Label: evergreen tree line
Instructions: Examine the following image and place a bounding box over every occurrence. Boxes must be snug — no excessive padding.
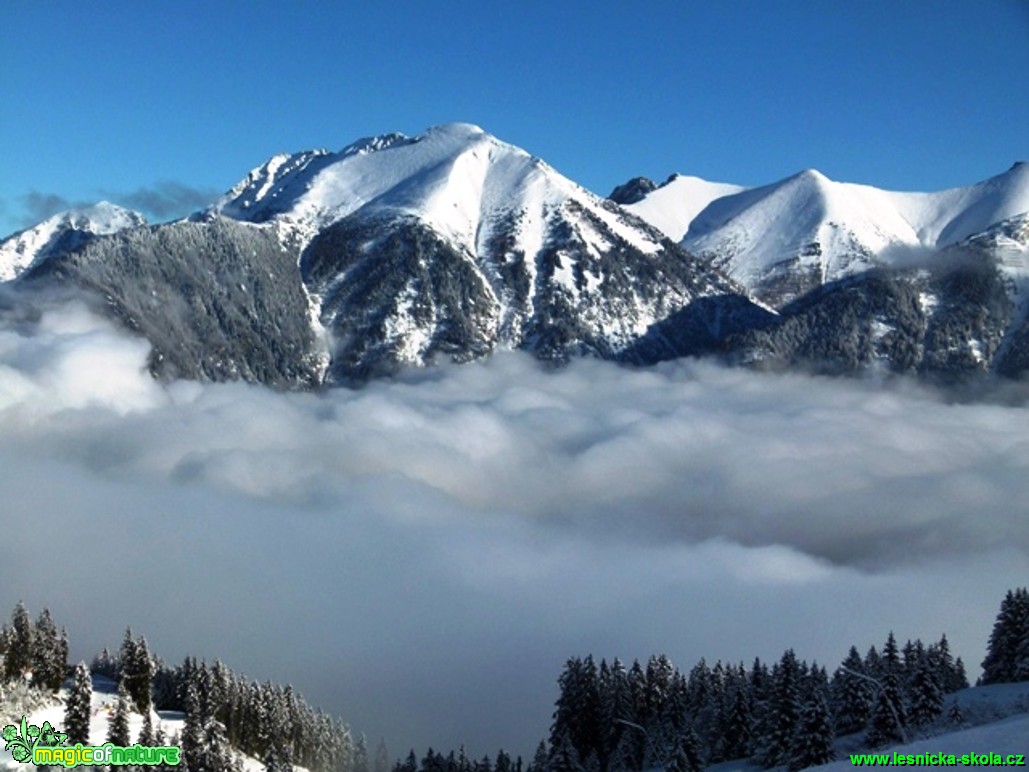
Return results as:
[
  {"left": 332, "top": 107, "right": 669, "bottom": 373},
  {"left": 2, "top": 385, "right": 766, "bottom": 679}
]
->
[
  {"left": 540, "top": 629, "right": 970, "bottom": 772},
  {"left": 90, "top": 645, "right": 364, "bottom": 772},
  {"left": 1, "top": 603, "right": 373, "bottom": 772},
  {"left": 391, "top": 746, "right": 523, "bottom": 772},
  {"left": 382, "top": 587, "right": 1028, "bottom": 772}
]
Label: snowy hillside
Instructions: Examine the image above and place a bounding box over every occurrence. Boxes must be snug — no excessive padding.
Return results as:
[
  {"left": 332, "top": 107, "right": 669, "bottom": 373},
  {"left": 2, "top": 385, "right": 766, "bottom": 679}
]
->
[
  {"left": 623, "top": 162, "right": 1029, "bottom": 308},
  {"left": 0, "top": 202, "right": 146, "bottom": 281}
]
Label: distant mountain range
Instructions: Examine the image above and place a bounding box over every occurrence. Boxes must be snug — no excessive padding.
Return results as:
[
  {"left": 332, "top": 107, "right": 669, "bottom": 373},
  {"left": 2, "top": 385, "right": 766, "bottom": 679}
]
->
[{"left": 2, "top": 124, "right": 1027, "bottom": 387}]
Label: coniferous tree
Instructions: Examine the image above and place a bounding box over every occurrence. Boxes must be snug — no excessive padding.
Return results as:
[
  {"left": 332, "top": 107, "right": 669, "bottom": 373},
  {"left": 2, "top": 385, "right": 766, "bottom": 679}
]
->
[
  {"left": 664, "top": 730, "right": 702, "bottom": 772},
  {"left": 952, "top": 657, "right": 969, "bottom": 692},
  {"left": 863, "top": 646, "right": 881, "bottom": 681},
  {"left": 375, "top": 738, "right": 391, "bottom": 772},
  {"left": 980, "top": 588, "right": 1029, "bottom": 685},
  {"left": 91, "top": 647, "right": 119, "bottom": 679},
  {"left": 139, "top": 708, "right": 156, "bottom": 747},
  {"left": 64, "top": 662, "right": 93, "bottom": 745},
  {"left": 946, "top": 702, "right": 965, "bottom": 729},
  {"left": 354, "top": 733, "right": 370, "bottom": 772},
  {"left": 865, "top": 672, "right": 906, "bottom": 748},
  {"left": 123, "top": 636, "right": 156, "bottom": 713},
  {"left": 719, "top": 683, "right": 754, "bottom": 761},
  {"left": 31, "top": 608, "right": 64, "bottom": 692},
  {"left": 4, "top": 602, "right": 33, "bottom": 681},
  {"left": 551, "top": 657, "right": 600, "bottom": 767},
  {"left": 108, "top": 682, "right": 132, "bottom": 746},
  {"left": 599, "top": 658, "right": 633, "bottom": 771},
  {"left": 831, "top": 647, "right": 874, "bottom": 735},
  {"left": 181, "top": 681, "right": 205, "bottom": 771},
  {"left": 759, "top": 650, "right": 803, "bottom": 768},
  {"left": 788, "top": 693, "right": 835, "bottom": 771},
  {"left": 908, "top": 659, "right": 944, "bottom": 727},
  {"left": 550, "top": 730, "right": 584, "bottom": 772}
]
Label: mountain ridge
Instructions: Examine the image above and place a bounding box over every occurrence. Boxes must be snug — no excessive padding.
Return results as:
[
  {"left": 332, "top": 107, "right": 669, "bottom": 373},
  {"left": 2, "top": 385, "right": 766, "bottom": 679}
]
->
[{"left": 2, "top": 124, "right": 1028, "bottom": 387}]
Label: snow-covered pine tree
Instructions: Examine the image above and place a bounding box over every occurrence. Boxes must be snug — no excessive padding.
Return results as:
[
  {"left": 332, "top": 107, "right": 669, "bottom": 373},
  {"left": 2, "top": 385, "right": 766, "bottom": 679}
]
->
[
  {"left": 122, "top": 635, "right": 155, "bottom": 713},
  {"left": 787, "top": 693, "right": 835, "bottom": 771},
  {"left": 927, "top": 635, "right": 961, "bottom": 694},
  {"left": 4, "top": 602, "right": 33, "bottom": 681},
  {"left": 108, "top": 682, "right": 132, "bottom": 746},
  {"left": 664, "top": 730, "right": 703, "bottom": 772},
  {"left": 354, "top": 733, "right": 370, "bottom": 772},
  {"left": 830, "top": 646, "right": 874, "bottom": 735},
  {"left": 527, "top": 741, "right": 548, "bottom": 772},
  {"left": 862, "top": 646, "right": 881, "bottom": 682},
  {"left": 908, "top": 658, "right": 944, "bottom": 727},
  {"left": 551, "top": 656, "right": 601, "bottom": 766},
  {"left": 376, "top": 738, "right": 391, "bottom": 772},
  {"left": 881, "top": 633, "right": 901, "bottom": 677},
  {"left": 64, "top": 662, "right": 93, "bottom": 745},
  {"left": 91, "top": 647, "right": 119, "bottom": 679},
  {"left": 980, "top": 588, "right": 1029, "bottom": 685},
  {"left": 758, "top": 650, "right": 803, "bottom": 768},
  {"left": 599, "top": 658, "right": 633, "bottom": 770},
  {"left": 718, "top": 682, "right": 753, "bottom": 761},
  {"left": 865, "top": 671, "right": 906, "bottom": 748},
  {"left": 139, "top": 708, "right": 156, "bottom": 747},
  {"left": 31, "top": 608, "right": 65, "bottom": 692},
  {"left": 181, "top": 681, "right": 205, "bottom": 771},
  {"left": 198, "top": 714, "right": 243, "bottom": 772},
  {"left": 952, "top": 657, "right": 969, "bottom": 692},
  {"left": 549, "top": 730, "right": 584, "bottom": 772}
]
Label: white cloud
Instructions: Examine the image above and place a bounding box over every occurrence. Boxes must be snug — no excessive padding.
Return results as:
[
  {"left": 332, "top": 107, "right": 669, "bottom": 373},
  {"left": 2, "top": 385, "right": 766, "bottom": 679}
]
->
[{"left": 0, "top": 296, "right": 1026, "bottom": 757}]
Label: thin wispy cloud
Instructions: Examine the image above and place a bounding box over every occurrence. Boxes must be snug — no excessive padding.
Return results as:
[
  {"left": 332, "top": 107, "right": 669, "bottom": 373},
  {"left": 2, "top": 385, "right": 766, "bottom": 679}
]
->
[
  {"left": 0, "top": 291, "right": 1024, "bottom": 757},
  {"left": 11, "top": 183, "right": 219, "bottom": 230},
  {"left": 102, "top": 181, "right": 220, "bottom": 219},
  {"left": 18, "top": 191, "right": 78, "bottom": 224}
]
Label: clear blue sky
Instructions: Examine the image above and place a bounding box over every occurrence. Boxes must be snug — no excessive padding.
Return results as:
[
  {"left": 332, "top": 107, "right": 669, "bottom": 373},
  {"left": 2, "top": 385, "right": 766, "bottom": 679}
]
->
[{"left": 2, "top": 0, "right": 1027, "bottom": 237}]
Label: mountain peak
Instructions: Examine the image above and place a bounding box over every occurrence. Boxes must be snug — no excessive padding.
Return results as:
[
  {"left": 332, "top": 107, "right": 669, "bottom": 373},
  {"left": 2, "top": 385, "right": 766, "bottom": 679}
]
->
[{"left": 0, "top": 201, "right": 146, "bottom": 281}]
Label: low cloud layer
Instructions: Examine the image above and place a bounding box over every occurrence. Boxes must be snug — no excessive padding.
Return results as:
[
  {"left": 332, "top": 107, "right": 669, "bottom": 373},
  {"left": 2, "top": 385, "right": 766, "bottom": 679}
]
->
[{"left": 0, "top": 294, "right": 1025, "bottom": 756}]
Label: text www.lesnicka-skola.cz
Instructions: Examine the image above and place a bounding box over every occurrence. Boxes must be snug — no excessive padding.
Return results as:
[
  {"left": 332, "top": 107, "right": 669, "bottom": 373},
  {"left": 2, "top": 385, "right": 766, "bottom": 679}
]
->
[{"left": 850, "top": 751, "right": 1025, "bottom": 767}]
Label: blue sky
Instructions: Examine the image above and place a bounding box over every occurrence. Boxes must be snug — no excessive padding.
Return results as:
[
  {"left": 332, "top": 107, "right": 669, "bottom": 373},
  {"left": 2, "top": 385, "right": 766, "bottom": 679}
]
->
[{"left": 2, "top": 0, "right": 1027, "bottom": 237}]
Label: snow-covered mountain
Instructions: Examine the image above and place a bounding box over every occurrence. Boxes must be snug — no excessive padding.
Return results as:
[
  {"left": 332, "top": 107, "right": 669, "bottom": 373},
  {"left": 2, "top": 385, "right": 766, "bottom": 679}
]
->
[
  {"left": 620, "top": 173, "right": 746, "bottom": 242},
  {"left": 205, "top": 123, "right": 763, "bottom": 381},
  {"left": 8, "top": 125, "right": 764, "bottom": 385},
  {"left": 0, "top": 202, "right": 145, "bottom": 281},
  {"left": 620, "top": 162, "right": 1029, "bottom": 308},
  {"left": 4, "top": 124, "right": 1028, "bottom": 386}
]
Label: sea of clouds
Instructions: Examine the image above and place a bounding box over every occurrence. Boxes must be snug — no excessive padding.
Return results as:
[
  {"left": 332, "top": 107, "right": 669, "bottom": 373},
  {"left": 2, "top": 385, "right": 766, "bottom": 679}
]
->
[{"left": 0, "top": 293, "right": 1025, "bottom": 757}]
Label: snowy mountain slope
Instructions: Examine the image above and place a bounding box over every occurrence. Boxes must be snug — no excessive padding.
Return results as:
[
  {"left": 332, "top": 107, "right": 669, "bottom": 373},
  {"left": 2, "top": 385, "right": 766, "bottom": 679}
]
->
[
  {"left": 0, "top": 202, "right": 146, "bottom": 281},
  {"left": 215, "top": 123, "right": 666, "bottom": 259},
  {"left": 621, "top": 162, "right": 1029, "bottom": 309},
  {"left": 813, "top": 681, "right": 1029, "bottom": 770},
  {"left": 213, "top": 123, "right": 760, "bottom": 381},
  {"left": 622, "top": 174, "right": 746, "bottom": 242},
  {"left": 20, "top": 216, "right": 325, "bottom": 387}
]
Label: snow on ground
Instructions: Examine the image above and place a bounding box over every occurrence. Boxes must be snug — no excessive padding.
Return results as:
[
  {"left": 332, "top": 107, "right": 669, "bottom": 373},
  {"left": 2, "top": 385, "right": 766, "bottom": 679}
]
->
[{"left": 0, "top": 675, "right": 185, "bottom": 770}]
